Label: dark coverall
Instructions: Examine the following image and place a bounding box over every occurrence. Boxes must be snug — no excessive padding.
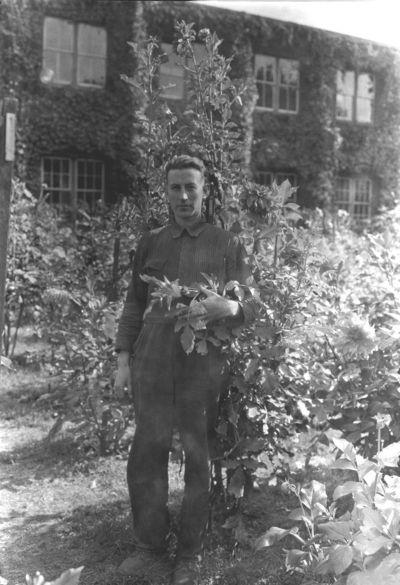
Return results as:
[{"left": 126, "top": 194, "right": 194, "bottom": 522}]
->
[{"left": 115, "top": 217, "right": 255, "bottom": 559}]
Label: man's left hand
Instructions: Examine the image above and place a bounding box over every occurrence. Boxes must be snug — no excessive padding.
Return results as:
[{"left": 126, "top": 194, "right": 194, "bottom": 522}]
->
[{"left": 179, "top": 286, "right": 241, "bottom": 323}]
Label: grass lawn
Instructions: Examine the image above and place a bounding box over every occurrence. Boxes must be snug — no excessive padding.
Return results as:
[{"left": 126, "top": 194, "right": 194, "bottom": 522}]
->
[{"left": 0, "top": 365, "right": 336, "bottom": 585}]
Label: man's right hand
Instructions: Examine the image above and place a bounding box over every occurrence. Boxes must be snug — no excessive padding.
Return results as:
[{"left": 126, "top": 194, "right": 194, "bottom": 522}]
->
[{"left": 114, "top": 351, "right": 132, "bottom": 400}]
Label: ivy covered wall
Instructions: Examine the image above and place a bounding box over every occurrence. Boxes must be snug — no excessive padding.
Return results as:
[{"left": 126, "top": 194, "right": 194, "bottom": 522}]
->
[
  {"left": 1, "top": 0, "right": 399, "bottom": 213},
  {"left": 0, "top": 0, "right": 144, "bottom": 202},
  {"left": 143, "top": 0, "right": 400, "bottom": 212}
]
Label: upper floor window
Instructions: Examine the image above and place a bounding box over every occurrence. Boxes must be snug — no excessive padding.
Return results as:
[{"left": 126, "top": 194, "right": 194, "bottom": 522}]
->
[
  {"left": 336, "top": 71, "right": 374, "bottom": 123},
  {"left": 43, "top": 17, "right": 107, "bottom": 87},
  {"left": 159, "top": 43, "right": 207, "bottom": 100},
  {"left": 336, "top": 176, "right": 371, "bottom": 219},
  {"left": 255, "top": 55, "right": 299, "bottom": 113},
  {"left": 42, "top": 157, "right": 104, "bottom": 211}
]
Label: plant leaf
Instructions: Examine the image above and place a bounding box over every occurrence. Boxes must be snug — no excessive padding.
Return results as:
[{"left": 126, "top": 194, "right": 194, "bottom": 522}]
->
[
  {"left": 181, "top": 325, "right": 195, "bottom": 355},
  {"left": 254, "top": 526, "right": 299, "bottom": 550},
  {"left": 319, "top": 521, "right": 353, "bottom": 541},
  {"left": 378, "top": 442, "right": 400, "bottom": 468},
  {"left": 328, "top": 544, "right": 353, "bottom": 576}
]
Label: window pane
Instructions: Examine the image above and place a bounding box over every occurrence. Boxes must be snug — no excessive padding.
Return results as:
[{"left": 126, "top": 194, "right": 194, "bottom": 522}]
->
[
  {"left": 276, "top": 173, "right": 297, "bottom": 186},
  {"left": 355, "top": 179, "right": 371, "bottom": 203},
  {"left": 356, "top": 74, "right": 374, "bottom": 123},
  {"left": 58, "top": 52, "right": 74, "bottom": 83},
  {"left": 336, "top": 71, "right": 355, "bottom": 120},
  {"left": 192, "top": 43, "right": 207, "bottom": 64},
  {"left": 278, "top": 60, "right": 299, "bottom": 112},
  {"left": 43, "top": 50, "right": 57, "bottom": 74},
  {"left": 336, "top": 94, "right": 353, "bottom": 120},
  {"left": 42, "top": 157, "right": 71, "bottom": 209},
  {"left": 336, "top": 177, "right": 351, "bottom": 212},
  {"left": 160, "top": 43, "right": 185, "bottom": 99},
  {"left": 254, "top": 55, "right": 276, "bottom": 109},
  {"left": 77, "top": 56, "right": 105, "bottom": 86},
  {"left": 279, "top": 60, "right": 298, "bottom": 86},
  {"left": 279, "top": 87, "right": 288, "bottom": 110},
  {"left": 76, "top": 159, "right": 104, "bottom": 210},
  {"left": 288, "top": 87, "right": 297, "bottom": 112},
  {"left": 44, "top": 17, "right": 73, "bottom": 51},
  {"left": 357, "top": 74, "right": 374, "bottom": 99},
  {"left": 78, "top": 25, "right": 107, "bottom": 57},
  {"left": 255, "top": 172, "right": 273, "bottom": 187}
]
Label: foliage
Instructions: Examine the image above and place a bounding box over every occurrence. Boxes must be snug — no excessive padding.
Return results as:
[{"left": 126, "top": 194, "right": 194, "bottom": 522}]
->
[
  {"left": 26, "top": 567, "right": 83, "bottom": 585},
  {"left": 4, "top": 180, "right": 133, "bottom": 454},
  {"left": 256, "top": 416, "right": 400, "bottom": 584}
]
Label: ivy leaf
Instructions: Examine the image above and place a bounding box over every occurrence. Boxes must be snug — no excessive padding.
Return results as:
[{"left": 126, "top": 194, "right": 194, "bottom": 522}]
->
[
  {"left": 181, "top": 325, "right": 195, "bottom": 355},
  {"left": 328, "top": 544, "right": 353, "bottom": 576}
]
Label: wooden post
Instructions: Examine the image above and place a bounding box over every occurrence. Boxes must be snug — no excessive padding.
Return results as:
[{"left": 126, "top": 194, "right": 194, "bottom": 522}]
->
[{"left": 0, "top": 97, "right": 18, "bottom": 362}]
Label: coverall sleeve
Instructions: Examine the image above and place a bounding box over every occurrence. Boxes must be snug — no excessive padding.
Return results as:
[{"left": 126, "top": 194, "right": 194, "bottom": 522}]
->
[
  {"left": 226, "top": 236, "right": 258, "bottom": 326},
  {"left": 115, "top": 233, "right": 150, "bottom": 353}
]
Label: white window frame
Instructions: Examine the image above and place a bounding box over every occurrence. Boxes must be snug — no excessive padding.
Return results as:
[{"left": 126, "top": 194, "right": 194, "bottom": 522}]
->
[
  {"left": 42, "top": 17, "right": 107, "bottom": 88},
  {"left": 336, "top": 70, "right": 374, "bottom": 124},
  {"left": 42, "top": 157, "right": 105, "bottom": 211},
  {"left": 335, "top": 176, "right": 372, "bottom": 219},
  {"left": 159, "top": 43, "right": 208, "bottom": 100},
  {"left": 255, "top": 55, "right": 299, "bottom": 114}
]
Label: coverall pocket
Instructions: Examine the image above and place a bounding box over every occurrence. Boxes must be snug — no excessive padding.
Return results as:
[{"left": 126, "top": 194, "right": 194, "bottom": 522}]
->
[{"left": 143, "top": 258, "right": 166, "bottom": 277}]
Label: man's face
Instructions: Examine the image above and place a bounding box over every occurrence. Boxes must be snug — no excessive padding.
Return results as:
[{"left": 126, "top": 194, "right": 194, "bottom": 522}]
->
[{"left": 167, "top": 168, "right": 205, "bottom": 222}]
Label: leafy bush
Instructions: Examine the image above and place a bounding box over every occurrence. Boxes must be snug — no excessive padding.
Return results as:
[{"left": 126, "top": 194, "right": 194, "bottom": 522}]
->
[{"left": 256, "top": 415, "right": 400, "bottom": 584}]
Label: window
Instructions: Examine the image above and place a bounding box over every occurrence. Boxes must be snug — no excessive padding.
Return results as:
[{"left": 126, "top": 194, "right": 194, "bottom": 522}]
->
[
  {"left": 43, "top": 17, "right": 106, "bottom": 87},
  {"left": 335, "top": 177, "right": 372, "bottom": 219},
  {"left": 256, "top": 171, "right": 298, "bottom": 201},
  {"left": 159, "top": 43, "right": 208, "bottom": 100},
  {"left": 42, "top": 157, "right": 104, "bottom": 210},
  {"left": 336, "top": 71, "right": 374, "bottom": 123},
  {"left": 256, "top": 171, "right": 297, "bottom": 189},
  {"left": 255, "top": 55, "right": 299, "bottom": 113}
]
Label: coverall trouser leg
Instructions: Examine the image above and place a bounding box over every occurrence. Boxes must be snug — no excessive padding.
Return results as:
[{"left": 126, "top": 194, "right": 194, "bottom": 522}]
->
[{"left": 127, "top": 321, "right": 229, "bottom": 557}]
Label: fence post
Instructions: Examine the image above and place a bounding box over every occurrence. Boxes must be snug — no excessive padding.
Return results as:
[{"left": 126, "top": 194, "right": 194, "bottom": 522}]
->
[{"left": 0, "top": 97, "right": 18, "bottom": 363}]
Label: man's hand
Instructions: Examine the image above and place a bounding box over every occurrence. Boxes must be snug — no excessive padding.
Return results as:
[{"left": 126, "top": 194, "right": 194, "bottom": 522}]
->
[
  {"left": 114, "top": 351, "right": 132, "bottom": 400},
  {"left": 179, "top": 286, "right": 241, "bottom": 323}
]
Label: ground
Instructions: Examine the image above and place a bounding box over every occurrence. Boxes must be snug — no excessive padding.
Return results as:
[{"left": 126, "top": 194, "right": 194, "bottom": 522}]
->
[{"left": 0, "top": 358, "right": 335, "bottom": 585}]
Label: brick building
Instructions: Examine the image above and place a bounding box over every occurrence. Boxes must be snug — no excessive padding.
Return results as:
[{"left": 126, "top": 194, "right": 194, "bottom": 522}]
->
[{"left": 1, "top": 0, "right": 399, "bottom": 219}]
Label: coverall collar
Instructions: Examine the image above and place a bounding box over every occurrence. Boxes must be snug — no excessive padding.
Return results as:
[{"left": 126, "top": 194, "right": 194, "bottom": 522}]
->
[{"left": 170, "top": 216, "right": 207, "bottom": 238}]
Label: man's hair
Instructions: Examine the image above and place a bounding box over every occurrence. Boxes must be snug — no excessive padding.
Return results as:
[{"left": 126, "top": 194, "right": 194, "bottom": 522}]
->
[{"left": 165, "top": 155, "right": 206, "bottom": 180}]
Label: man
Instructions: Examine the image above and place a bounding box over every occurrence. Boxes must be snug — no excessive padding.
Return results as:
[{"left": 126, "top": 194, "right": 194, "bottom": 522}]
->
[{"left": 114, "top": 155, "right": 255, "bottom": 585}]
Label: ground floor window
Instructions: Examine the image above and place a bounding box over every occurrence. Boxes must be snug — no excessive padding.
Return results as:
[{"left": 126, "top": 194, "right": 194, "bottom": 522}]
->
[
  {"left": 336, "top": 176, "right": 371, "bottom": 220},
  {"left": 255, "top": 171, "right": 298, "bottom": 200},
  {"left": 42, "top": 157, "right": 104, "bottom": 210}
]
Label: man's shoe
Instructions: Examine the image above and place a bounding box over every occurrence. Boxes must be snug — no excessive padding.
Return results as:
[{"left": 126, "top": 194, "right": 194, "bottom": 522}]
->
[
  {"left": 118, "top": 550, "right": 162, "bottom": 576},
  {"left": 172, "top": 558, "right": 200, "bottom": 585}
]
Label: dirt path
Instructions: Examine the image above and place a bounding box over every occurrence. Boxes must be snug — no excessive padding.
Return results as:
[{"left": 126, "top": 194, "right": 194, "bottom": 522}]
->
[{"left": 0, "top": 369, "right": 304, "bottom": 585}]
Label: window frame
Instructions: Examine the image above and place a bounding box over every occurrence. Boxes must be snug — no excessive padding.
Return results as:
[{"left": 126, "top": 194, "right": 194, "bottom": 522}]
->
[
  {"left": 41, "top": 156, "right": 105, "bottom": 211},
  {"left": 335, "top": 176, "right": 372, "bottom": 220},
  {"left": 254, "top": 55, "right": 300, "bottom": 114},
  {"left": 42, "top": 17, "right": 107, "bottom": 88},
  {"left": 336, "top": 70, "right": 375, "bottom": 124},
  {"left": 159, "top": 42, "right": 209, "bottom": 101}
]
